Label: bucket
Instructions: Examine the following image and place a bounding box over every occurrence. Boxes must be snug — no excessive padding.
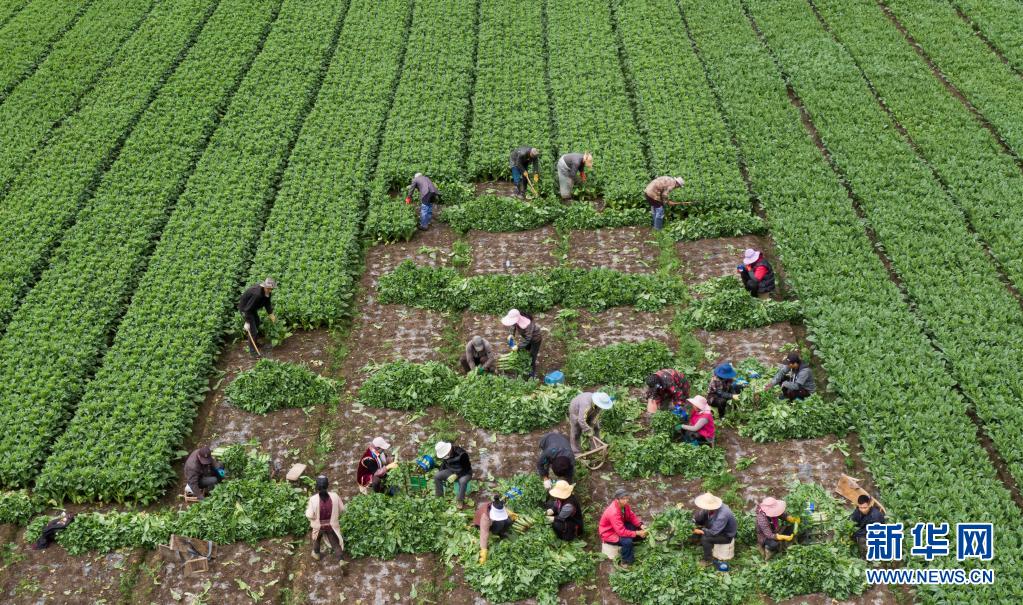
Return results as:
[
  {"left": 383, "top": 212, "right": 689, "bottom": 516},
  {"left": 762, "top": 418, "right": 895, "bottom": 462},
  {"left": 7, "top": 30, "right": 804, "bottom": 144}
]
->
[{"left": 544, "top": 370, "right": 564, "bottom": 385}]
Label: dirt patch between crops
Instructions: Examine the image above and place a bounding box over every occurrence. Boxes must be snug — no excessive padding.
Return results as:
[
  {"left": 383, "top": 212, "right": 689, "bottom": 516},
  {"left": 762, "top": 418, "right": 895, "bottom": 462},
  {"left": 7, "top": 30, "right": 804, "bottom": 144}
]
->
[
  {"left": 567, "top": 227, "right": 659, "bottom": 273},
  {"left": 466, "top": 227, "right": 559, "bottom": 275},
  {"left": 475, "top": 180, "right": 519, "bottom": 198},
  {"left": 697, "top": 322, "right": 804, "bottom": 369},
  {"left": 676, "top": 234, "right": 779, "bottom": 282},
  {"left": 574, "top": 308, "right": 677, "bottom": 349},
  {"left": 363, "top": 226, "right": 459, "bottom": 292},
  {"left": 296, "top": 553, "right": 441, "bottom": 605}
]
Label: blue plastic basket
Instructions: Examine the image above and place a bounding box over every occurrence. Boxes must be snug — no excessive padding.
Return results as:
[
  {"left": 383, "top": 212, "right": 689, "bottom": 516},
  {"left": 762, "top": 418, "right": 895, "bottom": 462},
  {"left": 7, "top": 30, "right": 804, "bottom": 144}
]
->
[{"left": 544, "top": 370, "right": 564, "bottom": 385}]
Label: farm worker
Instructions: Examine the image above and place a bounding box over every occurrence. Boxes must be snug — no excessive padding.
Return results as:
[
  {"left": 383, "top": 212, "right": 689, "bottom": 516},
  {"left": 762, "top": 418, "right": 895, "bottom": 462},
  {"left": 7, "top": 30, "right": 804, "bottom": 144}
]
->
[
  {"left": 546, "top": 480, "right": 584, "bottom": 541},
  {"left": 432, "top": 441, "right": 473, "bottom": 508},
  {"left": 405, "top": 172, "right": 439, "bottom": 231},
  {"left": 183, "top": 445, "right": 224, "bottom": 501},
  {"left": 556, "top": 152, "right": 593, "bottom": 200},
  {"left": 677, "top": 396, "right": 715, "bottom": 445},
  {"left": 568, "top": 391, "right": 613, "bottom": 453},
  {"left": 737, "top": 248, "right": 775, "bottom": 298},
  {"left": 764, "top": 352, "right": 816, "bottom": 400},
  {"left": 707, "top": 362, "right": 742, "bottom": 418},
  {"left": 460, "top": 335, "right": 497, "bottom": 374},
  {"left": 537, "top": 431, "right": 576, "bottom": 485},
  {"left": 502, "top": 308, "right": 543, "bottom": 379},
  {"left": 510, "top": 146, "right": 541, "bottom": 197},
  {"left": 755, "top": 496, "right": 799, "bottom": 561},
  {"left": 692, "top": 492, "right": 737, "bottom": 566},
  {"left": 305, "top": 475, "right": 345, "bottom": 564},
  {"left": 238, "top": 277, "right": 277, "bottom": 354},
  {"left": 32, "top": 512, "right": 76, "bottom": 550},
  {"left": 356, "top": 437, "right": 397, "bottom": 494},
  {"left": 474, "top": 495, "right": 519, "bottom": 564},
  {"left": 850, "top": 494, "right": 886, "bottom": 557},
  {"left": 644, "top": 176, "right": 685, "bottom": 230},
  {"left": 598, "top": 488, "right": 647, "bottom": 566},
  {"left": 645, "top": 368, "right": 690, "bottom": 413}
]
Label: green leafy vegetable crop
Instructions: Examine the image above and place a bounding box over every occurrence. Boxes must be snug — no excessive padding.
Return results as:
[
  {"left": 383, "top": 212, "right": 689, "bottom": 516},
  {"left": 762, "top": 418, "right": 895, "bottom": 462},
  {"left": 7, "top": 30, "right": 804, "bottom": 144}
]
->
[{"left": 225, "top": 360, "right": 340, "bottom": 414}]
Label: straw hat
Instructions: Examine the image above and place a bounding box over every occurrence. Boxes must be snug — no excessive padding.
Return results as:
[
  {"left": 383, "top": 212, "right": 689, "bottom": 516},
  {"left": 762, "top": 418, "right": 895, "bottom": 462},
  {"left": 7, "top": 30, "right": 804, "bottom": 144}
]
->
[
  {"left": 694, "top": 492, "right": 723, "bottom": 511},
  {"left": 500, "top": 309, "right": 531, "bottom": 329},
  {"left": 592, "top": 392, "right": 613, "bottom": 410},
  {"left": 435, "top": 441, "right": 452, "bottom": 459},
  {"left": 759, "top": 496, "right": 786, "bottom": 518},
  {"left": 549, "top": 480, "right": 575, "bottom": 499},
  {"left": 687, "top": 395, "right": 711, "bottom": 413}
]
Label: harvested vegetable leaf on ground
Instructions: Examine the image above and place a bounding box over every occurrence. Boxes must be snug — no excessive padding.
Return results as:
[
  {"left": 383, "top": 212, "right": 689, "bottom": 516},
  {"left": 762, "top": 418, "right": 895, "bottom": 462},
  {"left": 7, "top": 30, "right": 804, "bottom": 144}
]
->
[
  {"left": 358, "top": 361, "right": 458, "bottom": 411},
  {"left": 610, "top": 434, "right": 726, "bottom": 479},
  {"left": 650, "top": 410, "right": 680, "bottom": 437},
  {"left": 0, "top": 489, "right": 42, "bottom": 525},
  {"left": 599, "top": 392, "right": 645, "bottom": 436},
  {"left": 783, "top": 481, "right": 855, "bottom": 540},
  {"left": 446, "top": 375, "right": 573, "bottom": 433},
  {"left": 564, "top": 340, "right": 675, "bottom": 386},
  {"left": 758, "top": 543, "right": 867, "bottom": 601},
  {"left": 737, "top": 395, "right": 852, "bottom": 442},
  {"left": 681, "top": 276, "right": 799, "bottom": 330},
  {"left": 609, "top": 546, "right": 754, "bottom": 605},
  {"left": 224, "top": 360, "right": 340, "bottom": 414},
  {"left": 340, "top": 493, "right": 456, "bottom": 559},
  {"left": 494, "top": 473, "right": 546, "bottom": 512},
  {"left": 496, "top": 349, "right": 532, "bottom": 379}
]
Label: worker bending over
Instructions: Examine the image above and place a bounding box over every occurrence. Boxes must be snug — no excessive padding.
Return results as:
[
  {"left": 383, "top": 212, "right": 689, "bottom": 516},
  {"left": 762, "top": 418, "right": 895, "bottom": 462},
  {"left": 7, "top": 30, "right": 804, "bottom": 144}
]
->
[
  {"left": 737, "top": 248, "right": 775, "bottom": 298},
  {"left": 764, "top": 352, "right": 816, "bottom": 400},
  {"left": 502, "top": 308, "right": 543, "bottom": 379},
  {"left": 644, "top": 176, "right": 685, "bottom": 230},
  {"left": 238, "top": 278, "right": 277, "bottom": 355},
  {"left": 184, "top": 445, "right": 224, "bottom": 501},
  {"left": 692, "top": 492, "right": 736, "bottom": 566},
  {"left": 356, "top": 437, "right": 396, "bottom": 494},
  {"left": 546, "top": 480, "right": 584, "bottom": 541},
  {"left": 510, "top": 146, "right": 540, "bottom": 197},
  {"left": 556, "top": 152, "right": 592, "bottom": 200},
  {"left": 460, "top": 335, "right": 497, "bottom": 374},
  {"left": 475, "top": 495, "right": 518, "bottom": 564},
  {"left": 405, "top": 172, "right": 439, "bottom": 231},
  {"left": 599, "top": 488, "right": 647, "bottom": 566},
  {"left": 707, "top": 362, "right": 742, "bottom": 418},
  {"left": 645, "top": 368, "right": 690, "bottom": 413},
  {"left": 568, "top": 391, "right": 613, "bottom": 453},
  {"left": 537, "top": 431, "right": 576, "bottom": 485},
  {"left": 755, "top": 496, "right": 799, "bottom": 560}
]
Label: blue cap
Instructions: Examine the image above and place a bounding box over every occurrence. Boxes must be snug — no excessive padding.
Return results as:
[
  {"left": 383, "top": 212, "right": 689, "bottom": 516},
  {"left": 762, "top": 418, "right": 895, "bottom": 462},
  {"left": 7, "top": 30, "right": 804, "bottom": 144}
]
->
[{"left": 714, "top": 363, "right": 737, "bottom": 380}]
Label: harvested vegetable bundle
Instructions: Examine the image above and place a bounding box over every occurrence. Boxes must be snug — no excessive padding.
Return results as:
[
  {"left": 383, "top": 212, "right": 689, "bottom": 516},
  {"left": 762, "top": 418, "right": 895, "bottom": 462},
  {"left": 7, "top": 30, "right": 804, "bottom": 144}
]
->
[
  {"left": 225, "top": 359, "right": 340, "bottom": 414},
  {"left": 357, "top": 360, "right": 458, "bottom": 411}
]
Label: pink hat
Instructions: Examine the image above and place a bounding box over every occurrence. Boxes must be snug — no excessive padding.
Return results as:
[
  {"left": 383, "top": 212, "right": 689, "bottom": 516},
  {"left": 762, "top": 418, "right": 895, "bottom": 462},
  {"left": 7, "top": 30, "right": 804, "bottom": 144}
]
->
[
  {"left": 743, "top": 249, "right": 761, "bottom": 265},
  {"left": 759, "top": 496, "right": 787, "bottom": 517},
  {"left": 371, "top": 437, "right": 390, "bottom": 450},
  {"left": 687, "top": 395, "right": 710, "bottom": 412},
  {"left": 500, "top": 309, "right": 531, "bottom": 329}
]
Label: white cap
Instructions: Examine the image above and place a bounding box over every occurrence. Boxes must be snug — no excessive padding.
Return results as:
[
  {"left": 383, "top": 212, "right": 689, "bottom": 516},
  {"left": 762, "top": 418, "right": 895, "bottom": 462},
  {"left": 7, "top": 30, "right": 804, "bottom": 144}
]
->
[
  {"left": 435, "top": 441, "right": 452, "bottom": 459},
  {"left": 372, "top": 437, "right": 390, "bottom": 450}
]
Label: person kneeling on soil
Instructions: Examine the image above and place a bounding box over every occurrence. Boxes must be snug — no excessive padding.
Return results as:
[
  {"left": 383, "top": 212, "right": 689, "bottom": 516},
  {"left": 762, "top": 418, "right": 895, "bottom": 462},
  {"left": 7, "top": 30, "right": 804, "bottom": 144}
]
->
[
  {"left": 546, "top": 480, "right": 584, "bottom": 541},
  {"left": 645, "top": 368, "right": 690, "bottom": 413},
  {"left": 676, "top": 396, "right": 716, "bottom": 446},
  {"left": 599, "top": 488, "right": 647, "bottom": 566},
  {"left": 357, "top": 436, "right": 397, "bottom": 494},
  {"left": 306, "top": 475, "right": 346, "bottom": 565},
  {"left": 405, "top": 172, "right": 439, "bottom": 231},
  {"left": 644, "top": 176, "right": 686, "bottom": 230},
  {"left": 568, "top": 391, "right": 613, "bottom": 453},
  {"left": 692, "top": 492, "right": 737, "bottom": 567},
  {"left": 238, "top": 277, "right": 277, "bottom": 356},
  {"left": 707, "top": 362, "right": 742, "bottom": 419},
  {"left": 851, "top": 494, "right": 886, "bottom": 557},
  {"left": 764, "top": 352, "right": 816, "bottom": 400},
  {"left": 510, "top": 146, "right": 541, "bottom": 197},
  {"left": 537, "top": 431, "right": 576, "bottom": 487},
  {"left": 184, "top": 445, "right": 224, "bottom": 501},
  {"left": 460, "top": 335, "right": 497, "bottom": 374},
  {"left": 432, "top": 441, "right": 473, "bottom": 508},
  {"left": 502, "top": 308, "right": 543, "bottom": 379},
  {"left": 556, "top": 151, "right": 592, "bottom": 201},
  {"left": 755, "top": 496, "right": 799, "bottom": 561},
  {"left": 736, "top": 248, "right": 775, "bottom": 298},
  {"left": 475, "top": 495, "right": 519, "bottom": 564}
]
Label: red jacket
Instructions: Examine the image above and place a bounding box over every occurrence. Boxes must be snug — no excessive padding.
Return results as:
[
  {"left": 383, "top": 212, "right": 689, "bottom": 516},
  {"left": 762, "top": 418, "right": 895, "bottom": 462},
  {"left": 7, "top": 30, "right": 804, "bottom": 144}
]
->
[
  {"left": 599, "top": 500, "right": 643, "bottom": 543},
  {"left": 356, "top": 447, "right": 386, "bottom": 486},
  {"left": 744, "top": 255, "right": 769, "bottom": 281}
]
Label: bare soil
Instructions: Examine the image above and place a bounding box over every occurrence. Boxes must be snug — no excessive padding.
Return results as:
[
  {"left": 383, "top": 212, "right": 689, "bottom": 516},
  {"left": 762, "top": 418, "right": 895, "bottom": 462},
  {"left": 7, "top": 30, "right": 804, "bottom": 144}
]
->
[
  {"left": 340, "top": 305, "right": 451, "bottom": 391},
  {"left": 475, "top": 180, "right": 519, "bottom": 197},
  {"left": 574, "top": 308, "right": 677, "bottom": 349},
  {"left": 676, "top": 234, "right": 778, "bottom": 282},
  {"left": 292, "top": 553, "right": 441, "bottom": 605},
  {"left": 363, "top": 225, "right": 458, "bottom": 292},
  {"left": 567, "top": 227, "right": 659, "bottom": 273},
  {"left": 697, "top": 322, "right": 803, "bottom": 368},
  {"left": 466, "top": 227, "right": 559, "bottom": 275}
]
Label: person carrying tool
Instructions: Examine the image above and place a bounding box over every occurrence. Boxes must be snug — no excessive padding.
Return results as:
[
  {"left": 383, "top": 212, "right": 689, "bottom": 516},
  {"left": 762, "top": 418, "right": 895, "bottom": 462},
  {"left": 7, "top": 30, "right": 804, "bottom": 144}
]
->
[
  {"left": 305, "top": 475, "right": 345, "bottom": 564},
  {"left": 537, "top": 431, "right": 576, "bottom": 485},
  {"left": 405, "top": 172, "right": 439, "bottom": 231},
  {"left": 474, "top": 495, "right": 519, "bottom": 564},
  {"left": 356, "top": 437, "right": 397, "bottom": 494},
  {"left": 644, "top": 176, "right": 685, "bottom": 230},
  {"left": 677, "top": 396, "right": 716, "bottom": 445},
  {"left": 764, "top": 352, "right": 816, "bottom": 400},
  {"left": 510, "top": 146, "right": 541, "bottom": 197},
  {"left": 460, "top": 335, "right": 497, "bottom": 374},
  {"left": 502, "top": 308, "right": 543, "bottom": 379},
  {"left": 850, "top": 494, "right": 886, "bottom": 557},
  {"left": 736, "top": 248, "right": 775, "bottom": 298},
  {"left": 432, "top": 441, "right": 473, "bottom": 508},
  {"left": 556, "top": 152, "right": 593, "bottom": 201},
  {"left": 184, "top": 445, "right": 224, "bottom": 501},
  {"left": 707, "top": 362, "right": 742, "bottom": 418},
  {"left": 238, "top": 278, "right": 277, "bottom": 355},
  {"left": 599, "top": 488, "right": 647, "bottom": 566},
  {"left": 755, "top": 496, "right": 799, "bottom": 560},
  {"left": 546, "top": 480, "right": 584, "bottom": 541},
  {"left": 645, "top": 368, "right": 690, "bottom": 413},
  {"left": 692, "top": 492, "right": 737, "bottom": 567},
  {"left": 568, "top": 391, "right": 613, "bottom": 453}
]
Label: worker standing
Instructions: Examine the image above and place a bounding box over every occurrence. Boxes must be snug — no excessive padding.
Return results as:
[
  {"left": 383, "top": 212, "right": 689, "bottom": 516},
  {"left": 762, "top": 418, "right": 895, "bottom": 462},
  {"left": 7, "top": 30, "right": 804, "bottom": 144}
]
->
[
  {"left": 707, "top": 363, "right": 742, "bottom": 418},
  {"left": 537, "top": 431, "right": 576, "bottom": 486},
  {"left": 432, "top": 441, "right": 473, "bottom": 508},
  {"left": 305, "top": 475, "right": 345, "bottom": 565},
  {"left": 405, "top": 172, "right": 439, "bottom": 231},
  {"left": 556, "top": 152, "right": 592, "bottom": 201},
  {"left": 692, "top": 492, "right": 737, "bottom": 567},
  {"left": 568, "top": 391, "right": 613, "bottom": 453},
  {"left": 764, "top": 352, "right": 816, "bottom": 400},
  {"left": 460, "top": 335, "right": 497, "bottom": 374},
  {"left": 755, "top": 496, "right": 798, "bottom": 560},
  {"left": 474, "top": 495, "right": 518, "bottom": 564},
  {"left": 502, "top": 309, "right": 543, "bottom": 379},
  {"left": 356, "top": 437, "right": 397, "bottom": 494},
  {"left": 737, "top": 248, "right": 775, "bottom": 298},
  {"left": 183, "top": 445, "right": 224, "bottom": 501},
  {"left": 545, "top": 480, "right": 584, "bottom": 541},
  {"left": 644, "top": 176, "right": 685, "bottom": 230},
  {"left": 598, "top": 488, "right": 647, "bottom": 566},
  {"left": 677, "top": 396, "right": 716, "bottom": 445},
  {"left": 645, "top": 368, "right": 690, "bottom": 413},
  {"left": 238, "top": 278, "right": 277, "bottom": 355},
  {"left": 850, "top": 494, "right": 885, "bottom": 557},
  {"left": 510, "top": 146, "right": 541, "bottom": 197}
]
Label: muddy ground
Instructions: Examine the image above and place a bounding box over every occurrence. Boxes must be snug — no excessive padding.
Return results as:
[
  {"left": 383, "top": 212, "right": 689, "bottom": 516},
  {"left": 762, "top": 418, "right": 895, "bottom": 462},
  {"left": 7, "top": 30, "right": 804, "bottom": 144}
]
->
[{"left": 567, "top": 227, "right": 659, "bottom": 273}]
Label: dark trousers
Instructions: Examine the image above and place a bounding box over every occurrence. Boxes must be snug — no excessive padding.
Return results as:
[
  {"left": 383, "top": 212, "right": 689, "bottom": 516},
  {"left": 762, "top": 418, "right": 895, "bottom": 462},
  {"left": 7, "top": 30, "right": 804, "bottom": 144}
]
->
[
  {"left": 242, "top": 311, "right": 261, "bottom": 339},
  {"left": 701, "top": 533, "right": 732, "bottom": 561},
  {"left": 189, "top": 474, "right": 221, "bottom": 498},
  {"left": 781, "top": 387, "right": 811, "bottom": 401},
  {"left": 459, "top": 353, "right": 493, "bottom": 374},
  {"left": 763, "top": 537, "right": 780, "bottom": 552},
  {"left": 512, "top": 166, "right": 524, "bottom": 195},
  {"left": 313, "top": 530, "right": 342, "bottom": 557},
  {"left": 525, "top": 340, "right": 541, "bottom": 378},
  {"left": 434, "top": 470, "right": 470, "bottom": 502},
  {"left": 682, "top": 430, "right": 710, "bottom": 446},
  {"left": 855, "top": 534, "right": 867, "bottom": 557},
  {"left": 710, "top": 397, "right": 729, "bottom": 419},
  {"left": 490, "top": 519, "right": 512, "bottom": 538},
  {"left": 370, "top": 475, "right": 386, "bottom": 494},
  {"left": 609, "top": 521, "right": 643, "bottom": 564},
  {"left": 553, "top": 518, "right": 582, "bottom": 541}
]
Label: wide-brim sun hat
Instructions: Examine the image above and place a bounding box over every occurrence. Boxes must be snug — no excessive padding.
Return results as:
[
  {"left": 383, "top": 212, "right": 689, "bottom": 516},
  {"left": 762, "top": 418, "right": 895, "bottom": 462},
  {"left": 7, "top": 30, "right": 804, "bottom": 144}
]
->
[
  {"left": 501, "top": 309, "right": 522, "bottom": 327},
  {"left": 694, "top": 492, "right": 723, "bottom": 511},
  {"left": 687, "top": 395, "right": 710, "bottom": 413},
  {"left": 549, "top": 480, "right": 575, "bottom": 499},
  {"left": 435, "top": 441, "right": 452, "bottom": 459},
  {"left": 714, "top": 363, "right": 737, "bottom": 380},
  {"left": 759, "top": 496, "right": 787, "bottom": 517},
  {"left": 674, "top": 177, "right": 685, "bottom": 187},
  {"left": 742, "top": 249, "right": 760, "bottom": 265},
  {"left": 372, "top": 437, "right": 391, "bottom": 450},
  {"left": 260, "top": 277, "right": 278, "bottom": 289},
  {"left": 592, "top": 392, "right": 613, "bottom": 410}
]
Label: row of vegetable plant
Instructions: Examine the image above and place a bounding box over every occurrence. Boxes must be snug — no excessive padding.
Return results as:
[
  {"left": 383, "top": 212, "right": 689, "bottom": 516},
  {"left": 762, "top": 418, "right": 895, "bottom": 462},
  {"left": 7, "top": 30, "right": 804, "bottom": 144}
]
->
[
  {"left": 749, "top": 0, "right": 1023, "bottom": 495},
  {"left": 0, "top": 0, "right": 157, "bottom": 192},
  {"left": 33, "top": 0, "right": 349, "bottom": 504},
  {"left": 0, "top": 0, "right": 91, "bottom": 101},
  {"left": 0, "top": 0, "right": 218, "bottom": 333},
  {"left": 0, "top": 0, "right": 278, "bottom": 489},
  {"left": 684, "top": 0, "right": 1023, "bottom": 601},
  {"left": 951, "top": 0, "right": 1023, "bottom": 72},
  {"left": 679, "top": 276, "right": 800, "bottom": 331},
  {"left": 244, "top": 0, "right": 411, "bottom": 329},
  {"left": 0, "top": 0, "right": 32, "bottom": 28},
  {"left": 883, "top": 0, "right": 1023, "bottom": 157}
]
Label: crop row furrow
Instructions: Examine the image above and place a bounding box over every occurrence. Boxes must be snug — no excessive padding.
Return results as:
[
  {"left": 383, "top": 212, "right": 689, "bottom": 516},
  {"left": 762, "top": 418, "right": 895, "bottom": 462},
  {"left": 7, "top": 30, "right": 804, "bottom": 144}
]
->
[
  {"left": 881, "top": 0, "right": 1023, "bottom": 158},
  {"left": 245, "top": 0, "right": 413, "bottom": 329},
  {"left": 0, "top": 0, "right": 157, "bottom": 193},
  {"left": 746, "top": 0, "right": 1023, "bottom": 500},
  {"left": 682, "top": 0, "right": 1023, "bottom": 602},
  {"left": 950, "top": 0, "right": 1023, "bottom": 74},
  {"left": 0, "top": 0, "right": 31, "bottom": 28},
  {"left": 0, "top": 0, "right": 277, "bottom": 488},
  {"left": 0, "top": 0, "right": 220, "bottom": 334},
  {"left": 609, "top": 0, "right": 747, "bottom": 211},
  {"left": 34, "top": 0, "right": 350, "bottom": 504}
]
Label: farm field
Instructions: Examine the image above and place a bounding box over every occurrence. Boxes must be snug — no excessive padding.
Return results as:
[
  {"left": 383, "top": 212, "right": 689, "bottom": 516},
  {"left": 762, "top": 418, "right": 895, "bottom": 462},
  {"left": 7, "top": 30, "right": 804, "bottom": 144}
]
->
[{"left": 0, "top": 0, "right": 1020, "bottom": 603}]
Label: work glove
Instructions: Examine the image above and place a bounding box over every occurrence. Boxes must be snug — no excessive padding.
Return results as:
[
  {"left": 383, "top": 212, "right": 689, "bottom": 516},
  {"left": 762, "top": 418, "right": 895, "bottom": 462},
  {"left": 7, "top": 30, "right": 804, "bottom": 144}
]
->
[
  {"left": 243, "top": 322, "right": 251, "bottom": 332},
  {"left": 776, "top": 534, "right": 794, "bottom": 542},
  {"left": 546, "top": 512, "right": 555, "bottom": 524},
  {"left": 532, "top": 174, "right": 539, "bottom": 183},
  {"left": 269, "top": 313, "right": 277, "bottom": 323},
  {"left": 478, "top": 548, "right": 488, "bottom": 564},
  {"left": 786, "top": 515, "right": 801, "bottom": 524},
  {"left": 512, "top": 345, "right": 518, "bottom": 352},
  {"left": 385, "top": 462, "right": 398, "bottom": 470},
  {"left": 508, "top": 511, "right": 520, "bottom": 522},
  {"left": 447, "top": 474, "right": 457, "bottom": 484},
  {"left": 580, "top": 172, "right": 587, "bottom": 182},
  {"left": 543, "top": 478, "right": 552, "bottom": 490},
  {"left": 404, "top": 197, "right": 412, "bottom": 205}
]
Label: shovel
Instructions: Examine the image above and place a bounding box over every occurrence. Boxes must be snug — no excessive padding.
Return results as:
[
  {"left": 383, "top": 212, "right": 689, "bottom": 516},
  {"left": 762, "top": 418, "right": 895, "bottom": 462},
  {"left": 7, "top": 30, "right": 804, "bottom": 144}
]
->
[
  {"left": 244, "top": 325, "right": 263, "bottom": 358},
  {"left": 522, "top": 170, "right": 540, "bottom": 199}
]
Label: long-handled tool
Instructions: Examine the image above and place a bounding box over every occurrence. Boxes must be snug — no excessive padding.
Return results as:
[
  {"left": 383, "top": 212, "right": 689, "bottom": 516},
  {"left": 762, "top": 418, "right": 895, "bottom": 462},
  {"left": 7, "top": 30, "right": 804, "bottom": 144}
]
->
[
  {"left": 244, "top": 325, "right": 262, "bottom": 357},
  {"left": 522, "top": 170, "right": 540, "bottom": 198}
]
